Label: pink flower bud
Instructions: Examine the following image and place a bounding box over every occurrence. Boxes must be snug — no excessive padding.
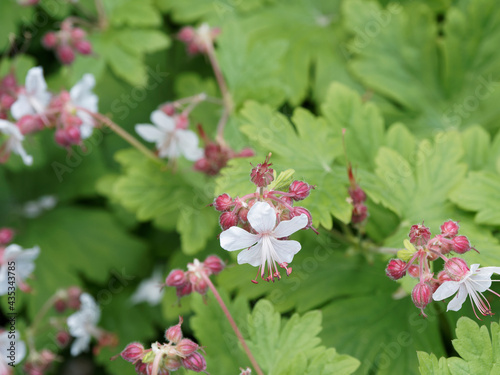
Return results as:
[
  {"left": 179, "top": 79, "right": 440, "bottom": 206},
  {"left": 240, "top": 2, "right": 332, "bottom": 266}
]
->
[
  {"left": 213, "top": 193, "right": 233, "bottom": 212},
  {"left": 437, "top": 270, "right": 451, "bottom": 284},
  {"left": 175, "top": 115, "right": 189, "bottom": 130},
  {"left": 67, "top": 286, "right": 82, "bottom": 309},
  {"left": 408, "top": 265, "right": 419, "bottom": 278},
  {"left": 440, "top": 220, "right": 459, "bottom": 238},
  {"left": 193, "top": 277, "right": 208, "bottom": 295},
  {"left": 0, "top": 228, "right": 14, "bottom": 244},
  {"left": 74, "top": 40, "right": 92, "bottom": 55},
  {"left": 121, "top": 342, "right": 144, "bottom": 363},
  {"left": 237, "top": 147, "right": 255, "bottom": 157},
  {"left": 176, "top": 282, "right": 192, "bottom": 298},
  {"left": 238, "top": 207, "right": 249, "bottom": 222},
  {"left": 351, "top": 203, "right": 368, "bottom": 224},
  {"left": 176, "top": 338, "right": 199, "bottom": 356},
  {"left": 348, "top": 185, "right": 366, "bottom": 203},
  {"left": 2, "top": 74, "right": 17, "bottom": 90},
  {"left": 409, "top": 223, "right": 431, "bottom": 246},
  {"left": 54, "top": 298, "right": 67, "bottom": 313},
  {"left": 219, "top": 211, "right": 238, "bottom": 230},
  {"left": 161, "top": 103, "right": 176, "bottom": 116},
  {"left": 250, "top": 155, "right": 274, "bottom": 188},
  {"left": 55, "top": 128, "right": 70, "bottom": 147},
  {"left": 411, "top": 283, "right": 432, "bottom": 315},
  {"left": 385, "top": 259, "right": 407, "bottom": 280},
  {"left": 17, "top": 115, "right": 44, "bottom": 134},
  {"left": 164, "top": 356, "right": 181, "bottom": 371},
  {"left": 56, "top": 331, "right": 70, "bottom": 347},
  {"left": 453, "top": 235, "right": 471, "bottom": 254},
  {"left": 65, "top": 125, "right": 82, "bottom": 144},
  {"left": 0, "top": 94, "right": 15, "bottom": 109},
  {"left": 280, "top": 196, "right": 293, "bottom": 206},
  {"left": 135, "top": 361, "right": 148, "bottom": 375},
  {"left": 70, "top": 27, "right": 86, "bottom": 40},
  {"left": 57, "top": 45, "right": 75, "bottom": 65},
  {"left": 181, "top": 352, "right": 207, "bottom": 372},
  {"left": 165, "top": 317, "right": 183, "bottom": 343},
  {"left": 193, "top": 158, "right": 210, "bottom": 173},
  {"left": 165, "top": 269, "right": 187, "bottom": 287},
  {"left": 42, "top": 32, "right": 58, "bottom": 48},
  {"left": 289, "top": 181, "right": 314, "bottom": 201},
  {"left": 445, "top": 258, "right": 469, "bottom": 281},
  {"left": 203, "top": 255, "right": 225, "bottom": 275},
  {"left": 178, "top": 27, "right": 195, "bottom": 43}
]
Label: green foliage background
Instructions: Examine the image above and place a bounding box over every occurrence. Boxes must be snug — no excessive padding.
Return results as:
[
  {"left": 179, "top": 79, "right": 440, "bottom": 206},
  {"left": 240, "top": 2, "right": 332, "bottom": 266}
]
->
[{"left": 1, "top": 0, "right": 500, "bottom": 374}]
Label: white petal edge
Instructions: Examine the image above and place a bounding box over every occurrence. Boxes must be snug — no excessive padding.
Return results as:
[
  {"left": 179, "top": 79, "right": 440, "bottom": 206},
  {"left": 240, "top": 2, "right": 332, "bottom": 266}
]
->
[
  {"left": 269, "top": 237, "right": 301, "bottom": 264},
  {"left": 220, "top": 226, "right": 259, "bottom": 251},
  {"left": 151, "top": 110, "right": 175, "bottom": 132},
  {"left": 273, "top": 214, "right": 308, "bottom": 238},
  {"left": 446, "top": 285, "right": 468, "bottom": 311},
  {"left": 10, "top": 95, "right": 34, "bottom": 120},
  {"left": 433, "top": 280, "right": 461, "bottom": 301},
  {"left": 247, "top": 202, "right": 276, "bottom": 233},
  {"left": 135, "top": 124, "right": 163, "bottom": 143},
  {"left": 237, "top": 242, "right": 262, "bottom": 267},
  {"left": 176, "top": 129, "right": 203, "bottom": 161}
]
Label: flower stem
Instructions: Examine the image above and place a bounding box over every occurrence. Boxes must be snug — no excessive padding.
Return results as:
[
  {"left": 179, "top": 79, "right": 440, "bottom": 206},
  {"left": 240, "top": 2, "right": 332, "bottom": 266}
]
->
[
  {"left": 202, "top": 274, "right": 264, "bottom": 375},
  {"left": 79, "top": 109, "right": 162, "bottom": 164},
  {"left": 151, "top": 350, "right": 162, "bottom": 375}
]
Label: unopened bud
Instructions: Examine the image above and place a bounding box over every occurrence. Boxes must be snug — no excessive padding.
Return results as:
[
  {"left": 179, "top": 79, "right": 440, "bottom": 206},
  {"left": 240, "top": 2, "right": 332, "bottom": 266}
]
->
[
  {"left": 164, "top": 356, "right": 181, "bottom": 371},
  {"left": 121, "top": 342, "right": 144, "bottom": 363},
  {"left": 411, "top": 283, "right": 432, "bottom": 314},
  {"left": 56, "top": 331, "right": 70, "bottom": 347},
  {"left": 409, "top": 223, "right": 431, "bottom": 246},
  {"left": 67, "top": 287, "right": 82, "bottom": 309},
  {"left": 289, "top": 181, "right": 313, "bottom": 201},
  {"left": 351, "top": 203, "right": 368, "bottom": 224},
  {"left": 57, "top": 45, "right": 75, "bottom": 65},
  {"left": 17, "top": 115, "right": 44, "bottom": 134},
  {"left": 437, "top": 270, "right": 451, "bottom": 284},
  {"left": 193, "top": 277, "right": 208, "bottom": 295},
  {"left": 177, "top": 27, "right": 195, "bottom": 42},
  {"left": 0, "top": 228, "right": 14, "bottom": 244},
  {"left": 250, "top": 155, "right": 274, "bottom": 188},
  {"left": 238, "top": 207, "right": 249, "bottom": 222},
  {"left": 161, "top": 103, "right": 176, "bottom": 116},
  {"left": 175, "top": 114, "right": 189, "bottom": 130},
  {"left": 348, "top": 185, "right": 366, "bottom": 203},
  {"left": 42, "top": 32, "right": 58, "bottom": 48},
  {"left": 181, "top": 352, "right": 207, "bottom": 372},
  {"left": 74, "top": 40, "right": 92, "bottom": 55},
  {"left": 213, "top": 193, "right": 233, "bottom": 212},
  {"left": 453, "top": 235, "right": 471, "bottom": 254},
  {"left": 176, "top": 282, "right": 192, "bottom": 298},
  {"left": 135, "top": 361, "right": 148, "bottom": 375},
  {"left": 445, "top": 258, "right": 469, "bottom": 281},
  {"left": 440, "top": 220, "right": 459, "bottom": 238},
  {"left": 70, "top": 27, "right": 86, "bottom": 40},
  {"left": 165, "top": 269, "right": 187, "bottom": 287},
  {"left": 165, "top": 317, "right": 183, "bottom": 343},
  {"left": 219, "top": 211, "right": 238, "bottom": 230},
  {"left": 408, "top": 265, "right": 419, "bottom": 278},
  {"left": 176, "top": 338, "right": 198, "bottom": 356},
  {"left": 385, "top": 259, "right": 407, "bottom": 280},
  {"left": 203, "top": 255, "right": 225, "bottom": 275}
]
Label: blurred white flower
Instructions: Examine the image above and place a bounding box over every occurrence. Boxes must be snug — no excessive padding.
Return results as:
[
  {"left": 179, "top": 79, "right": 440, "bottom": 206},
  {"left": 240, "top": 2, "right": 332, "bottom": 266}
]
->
[
  {"left": 67, "top": 293, "right": 101, "bottom": 356},
  {"left": 22, "top": 195, "right": 58, "bottom": 218},
  {"left": 130, "top": 268, "right": 164, "bottom": 306},
  {"left": 135, "top": 110, "right": 203, "bottom": 161},
  {"left": 69, "top": 74, "right": 98, "bottom": 139},
  {"left": 0, "top": 119, "right": 33, "bottom": 166},
  {"left": 0, "top": 244, "right": 40, "bottom": 295},
  {"left": 11, "top": 67, "right": 51, "bottom": 120}
]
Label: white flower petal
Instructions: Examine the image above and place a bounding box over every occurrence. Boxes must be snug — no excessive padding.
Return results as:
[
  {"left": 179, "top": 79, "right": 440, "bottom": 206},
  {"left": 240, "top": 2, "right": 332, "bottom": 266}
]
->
[
  {"left": 176, "top": 129, "right": 203, "bottom": 161},
  {"left": 273, "top": 214, "right": 308, "bottom": 238},
  {"left": 469, "top": 273, "right": 493, "bottom": 293},
  {"left": 220, "top": 226, "right": 259, "bottom": 251},
  {"left": 446, "top": 285, "right": 468, "bottom": 311},
  {"left": 135, "top": 124, "right": 163, "bottom": 143},
  {"left": 247, "top": 202, "right": 276, "bottom": 233},
  {"left": 130, "top": 269, "right": 164, "bottom": 306},
  {"left": 269, "top": 237, "right": 301, "bottom": 264},
  {"left": 151, "top": 110, "right": 175, "bottom": 132},
  {"left": 237, "top": 242, "right": 262, "bottom": 267},
  {"left": 10, "top": 95, "right": 34, "bottom": 120},
  {"left": 433, "top": 280, "right": 461, "bottom": 301},
  {"left": 70, "top": 74, "right": 98, "bottom": 112},
  {"left": 25, "top": 67, "right": 47, "bottom": 95},
  {"left": 79, "top": 293, "right": 101, "bottom": 323},
  {"left": 70, "top": 335, "right": 91, "bottom": 356}
]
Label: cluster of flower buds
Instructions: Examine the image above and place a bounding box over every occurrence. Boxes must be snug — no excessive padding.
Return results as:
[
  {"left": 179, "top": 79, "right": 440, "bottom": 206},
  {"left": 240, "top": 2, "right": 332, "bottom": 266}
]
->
[
  {"left": 0, "top": 73, "right": 18, "bottom": 120},
  {"left": 213, "top": 155, "right": 316, "bottom": 234},
  {"left": 23, "top": 349, "right": 58, "bottom": 375},
  {"left": 0, "top": 227, "right": 15, "bottom": 245},
  {"left": 42, "top": 19, "right": 92, "bottom": 65},
  {"left": 194, "top": 124, "right": 254, "bottom": 175},
  {"left": 115, "top": 317, "right": 208, "bottom": 375},
  {"left": 164, "top": 255, "right": 225, "bottom": 301},
  {"left": 177, "top": 23, "right": 220, "bottom": 55},
  {"left": 53, "top": 286, "right": 83, "bottom": 313},
  {"left": 386, "top": 220, "right": 480, "bottom": 317}
]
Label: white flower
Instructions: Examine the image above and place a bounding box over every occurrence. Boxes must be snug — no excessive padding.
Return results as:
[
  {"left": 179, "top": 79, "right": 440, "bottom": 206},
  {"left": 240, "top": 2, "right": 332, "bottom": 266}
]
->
[
  {"left": 0, "top": 330, "right": 26, "bottom": 372},
  {"left": 22, "top": 195, "right": 58, "bottom": 218},
  {"left": 130, "top": 268, "right": 164, "bottom": 306},
  {"left": 220, "top": 201, "right": 308, "bottom": 282},
  {"left": 0, "top": 119, "right": 33, "bottom": 166},
  {"left": 67, "top": 293, "right": 101, "bottom": 356},
  {"left": 69, "top": 74, "right": 98, "bottom": 139},
  {"left": 433, "top": 264, "right": 500, "bottom": 318},
  {"left": 0, "top": 244, "right": 40, "bottom": 295},
  {"left": 135, "top": 110, "right": 203, "bottom": 161},
  {"left": 11, "top": 67, "right": 51, "bottom": 120}
]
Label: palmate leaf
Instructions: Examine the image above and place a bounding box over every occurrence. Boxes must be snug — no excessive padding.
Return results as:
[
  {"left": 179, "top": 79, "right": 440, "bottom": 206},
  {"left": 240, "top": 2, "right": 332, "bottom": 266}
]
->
[
  {"left": 108, "top": 149, "right": 219, "bottom": 255},
  {"left": 190, "top": 292, "right": 360, "bottom": 374},
  {"left": 418, "top": 317, "right": 500, "bottom": 375}
]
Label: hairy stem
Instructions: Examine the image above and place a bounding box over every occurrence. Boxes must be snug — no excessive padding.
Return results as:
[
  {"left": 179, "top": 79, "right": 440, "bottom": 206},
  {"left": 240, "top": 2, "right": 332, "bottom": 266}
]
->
[{"left": 202, "top": 274, "right": 264, "bottom": 375}]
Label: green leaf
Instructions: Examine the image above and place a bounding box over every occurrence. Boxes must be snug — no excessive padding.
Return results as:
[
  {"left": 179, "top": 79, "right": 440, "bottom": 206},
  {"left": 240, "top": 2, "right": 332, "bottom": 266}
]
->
[
  {"left": 109, "top": 0, "right": 162, "bottom": 27},
  {"left": 417, "top": 352, "right": 450, "bottom": 375},
  {"left": 115, "top": 29, "right": 171, "bottom": 55},
  {"left": 0, "top": 0, "right": 33, "bottom": 51}
]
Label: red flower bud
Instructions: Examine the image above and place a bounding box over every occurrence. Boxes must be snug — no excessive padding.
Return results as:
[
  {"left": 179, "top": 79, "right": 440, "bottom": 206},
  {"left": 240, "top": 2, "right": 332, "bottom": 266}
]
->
[
  {"left": 74, "top": 40, "right": 92, "bottom": 55},
  {"left": 42, "top": 32, "right": 58, "bottom": 48},
  {"left": 56, "top": 331, "right": 70, "bottom": 348},
  {"left": 176, "top": 282, "right": 192, "bottom": 298},
  {"left": 192, "top": 277, "right": 208, "bottom": 295},
  {"left": 351, "top": 203, "right": 368, "bottom": 224},
  {"left": 177, "top": 27, "right": 195, "bottom": 43},
  {"left": 453, "top": 235, "right": 471, "bottom": 254},
  {"left": 408, "top": 265, "right": 419, "bottom": 278},
  {"left": 165, "top": 269, "right": 187, "bottom": 287},
  {"left": 135, "top": 361, "right": 148, "bottom": 375},
  {"left": 348, "top": 185, "right": 366, "bottom": 203},
  {"left": 237, "top": 207, "right": 249, "bottom": 222},
  {"left": 445, "top": 257, "right": 469, "bottom": 281},
  {"left": 164, "top": 356, "right": 181, "bottom": 371},
  {"left": 440, "top": 220, "right": 459, "bottom": 238},
  {"left": 176, "top": 338, "right": 199, "bottom": 357},
  {"left": 57, "top": 45, "right": 75, "bottom": 65},
  {"left": 289, "top": 181, "right": 314, "bottom": 201},
  {"left": 213, "top": 193, "right": 233, "bottom": 212},
  {"left": 67, "top": 287, "right": 82, "bottom": 310},
  {"left": 181, "top": 352, "right": 207, "bottom": 372},
  {"left": 219, "top": 211, "right": 238, "bottom": 230},
  {"left": 161, "top": 103, "right": 176, "bottom": 116},
  {"left": 70, "top": 27, "right": 86, "bottom": 40},
  {"left": 385, "top": 259, "right": 407, "bottom": 280},
  {"left": 411, "top": 283, "right": 432, "bottom": 315},
  {"left": 203, "top": 255, "right": 225, "bottom": 275},
  {"left": 120, "top": 342, "right": 144, "bottom": 363},
  {"left": 250, "top": 154, "right": 274, "bottom": 188},
  {"left": 0, "top": 228, "right": 14, "bottom": 245},
  {"left": 165, "top": 317, "right": 183, "bottom": 343},
  {"left": 17, "top": 115, "right": 44, "bottom": 135},
  {"left": 409, "top": 223, "right": 431, "bottom": 246},
  {"left": 437, "top": 270, "right": 451, "bottom": 284}
]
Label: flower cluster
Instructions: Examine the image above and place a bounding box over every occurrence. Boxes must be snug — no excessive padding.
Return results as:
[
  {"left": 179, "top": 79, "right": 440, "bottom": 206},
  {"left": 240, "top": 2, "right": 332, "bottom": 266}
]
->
[
  {"left": 177, "top": 23, "right": 220, "bottom": 55},
  {"left": 0, "top": 228, "right": 40, "bottom": 295},
  {"left": 194, "top": 125, "right": 254, "bottom": 176},
  {"left": 0, "top": 66, "right": 98, "bottom": 165},
  {"left": 115, "top": 317, "right": 207, "bottom": 375},
  {"left": 42, "top": 19, "right": 93, "bottom": 65},
  {"left": 215, "top": 155, "right": 316, "bottom": 283},
  {"left": 385, "top": 220, "right": 500, "bottom": 318},
  {"left": 164, "top": 255, "right": 225, "bottom": 301},
  {"left": 347, "top": 165, "right": 367, "bottom": 225}
]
